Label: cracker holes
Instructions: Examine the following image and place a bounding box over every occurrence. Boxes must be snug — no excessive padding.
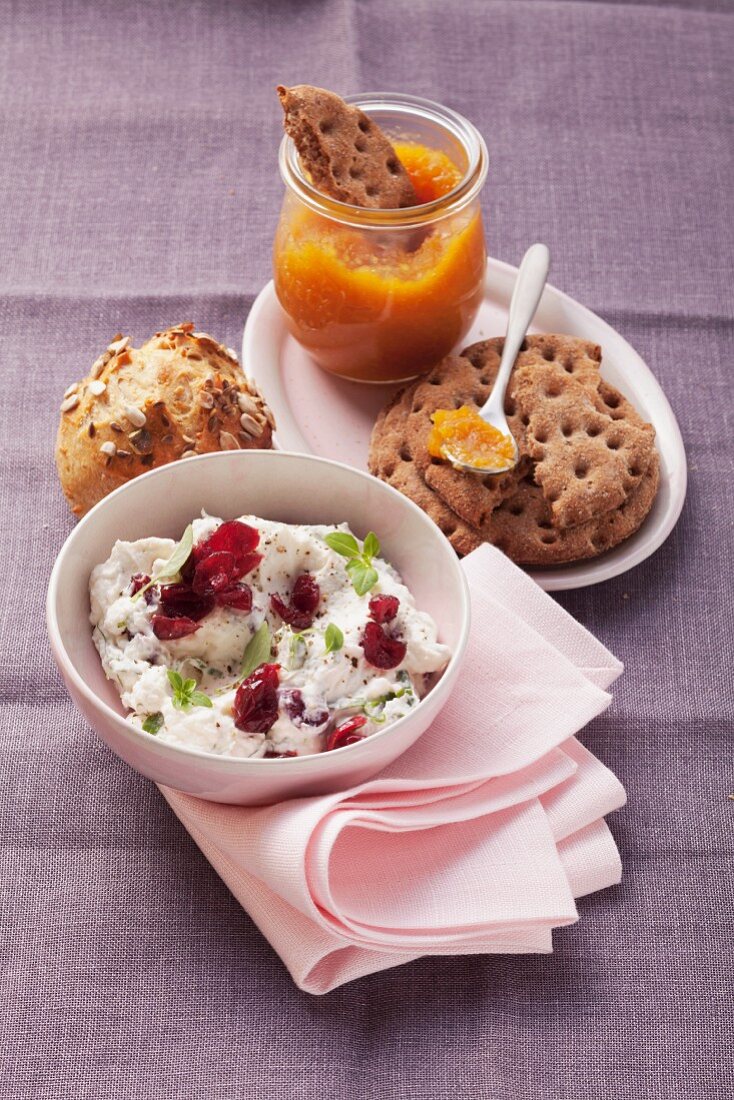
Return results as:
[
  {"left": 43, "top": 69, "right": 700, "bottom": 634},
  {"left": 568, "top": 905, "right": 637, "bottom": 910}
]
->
[
  {"left": 534, "top": 429, "right": 548, "bottom": 444},
  {"left": 504, "top": 397, "right": 516, "bottom": 417},
  {"left": 509, "top": 502, "right": 524, "bottom": 517},
  {"left": 442, "top": 521, "right": 457, "bottom": 537},
  {"left": 545, "top": 382, "right": 562, "bottom": 398},
  {"left": 365, "top": 184, "right": 378, "bottom": 198},
  {"left": 542, "top": 346, "right": 556, "bottom": 362},
  {"left": 561, "top": 422, "right": 573, "bottom": 438},
  {"left": 628, "top": 463, "right": 642, "bottom": 478},
  {"left": 563, "top": 359, "right": 575, "bottom": 374},
  {"left": 479, "top": 374, "right": 491, "bottom": 386},
  {"left": 606, "top": 437, "right": 621, "bottom": 451},
  {"left": 521, "top": 414, "right": 531, "bottom": 427},
  {"left": 604, "top": 392, "right": 620, "bottom": 410},
  {"left": 400, "top": 444, "right": 412, "bottom": 463},
  {"left": 412, "top": 399, "right": 424, "bottom": 414},
  {"left": 386, "top": 158, "right": 399, "bottom": 175},
  {"left": 354, "top": 138, "right": 367, "bottom": 153},
  {"left": 349, "top": 165, "right": 363, "bottom": 179},
  {"left": 537, "top": 520, "right": 553, "bottom": 530},
  {"left": 428, "top": 376, "right": 441, "bottom": 386},
  {"left": 358, "top": 118, "right": 370, "bottom": 133},
  {"left": 519, "top": 338, "right": 529, "bottom": 353},
  {"left": 319, "top": 120, "right": 334, "bottom": 135},
  {"left": 587, "top": 425, "right": 601, "bottom": 438},
  {"left": 574, "top": 462, "right": 589, "bottom": 479},
  {"left": 540, "top": 532, "right": 558, "bottom": 545},
  {"left": 591, "top": 534, "right": 609, "bottom": 552}
]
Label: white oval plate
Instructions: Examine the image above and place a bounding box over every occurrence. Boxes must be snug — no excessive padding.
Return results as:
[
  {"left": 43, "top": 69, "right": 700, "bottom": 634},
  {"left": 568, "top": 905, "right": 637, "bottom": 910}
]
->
[{"left": 243, "top": 260, "right": 686, "bottom": 591}]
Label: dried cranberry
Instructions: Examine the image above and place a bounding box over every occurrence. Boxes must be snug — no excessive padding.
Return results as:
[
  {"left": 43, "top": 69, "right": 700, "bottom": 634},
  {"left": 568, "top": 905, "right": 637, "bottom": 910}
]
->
[
  {"left": 215, "top": 584, "right": 253, "bottom": 612},
  {"left": 130, "top": 573, "right": 158, "bottom": 605},
  {"left": 326, "top": 715, "right": 367, "bottom": 752},
  {"left": 233, "top": 550, "right": 263, "bottom": 578},
  {"left": 280, "top": 688, "right": 305, "bottom": 723},
  {"left": 192, "top": 551, "right": 238, "bottom": 595},
  {"left": 152, "top": 614, "right": 200, "bottom": 640},
  {"left": 263, "top": 749, "right": 298, "bottom": 759},
  {"left": 270, "top": 573, "right": 321, "bottom": 630},
  {"left": 292, "top": 574, "right": 320, "bottom": 613},
  {"left": 233, "top": 663, "right": 280, "bottom": 733},
  {"left": 368, "top": 594, "right": 400, "bottom": 624},
  {"left": 360, "top": 621, "right": 407, "bottom": 670},
  {"left": 303, "top": 704, "right": 330, "bottom": 728},
  {"left": 278, "top": 689, "right": 330, "bottom": 729},
  {"left": 194, "top": 521, "right": 260, "bottom": 575},
  {"left": 158, "top": 583, "right": 214, "bottom": 622}
]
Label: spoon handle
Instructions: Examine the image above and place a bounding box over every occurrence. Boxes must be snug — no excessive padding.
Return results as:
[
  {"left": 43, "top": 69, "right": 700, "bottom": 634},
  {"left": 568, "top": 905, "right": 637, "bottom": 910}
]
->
[{"left": 486, "top": 243, "right": 550, "bottom": 417}]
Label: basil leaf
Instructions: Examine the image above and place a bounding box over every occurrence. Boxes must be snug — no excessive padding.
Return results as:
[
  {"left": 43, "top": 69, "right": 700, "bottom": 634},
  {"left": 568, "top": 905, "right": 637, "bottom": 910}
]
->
[
  {"left": 142, "top": 712, "right": 164, "bottom": 736},
  {"left": 347, "top": 561, "right": 379, "bottom": 596},
  {"left": 183, "top": 678, "right": 197, "bottom": 694},
  {"left": 323, "top": 623, "right": 344, "bottom": 654},
  {"left": 167, "top": 669, "right": 183, "bottom": 692},
  {"left": 289, "top": 629, "right": 312, "bottom": 669},
  {"left": 362, "top": 531, "right": 380, "bottom": 561},
  {"left": 324, "top": 532, "right": 359, "bottom": 559},
  {"left": 132, "top": 524, "right": 194, "bottom": 600},
  {"left": 157, "top": 524, "right": 194, "bottom": 580},
  {"left": 189, "top": 691, "right": 213, "bottom": 708},
  {"left": 241, "top": 622, "right": 272, "bottom": 680}
]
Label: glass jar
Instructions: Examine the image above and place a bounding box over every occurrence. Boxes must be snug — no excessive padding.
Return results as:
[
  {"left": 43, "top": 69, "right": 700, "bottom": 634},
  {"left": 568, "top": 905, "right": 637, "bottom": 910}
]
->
[{"left": 273, "top": 93, "right": 488, "bottom": 383}]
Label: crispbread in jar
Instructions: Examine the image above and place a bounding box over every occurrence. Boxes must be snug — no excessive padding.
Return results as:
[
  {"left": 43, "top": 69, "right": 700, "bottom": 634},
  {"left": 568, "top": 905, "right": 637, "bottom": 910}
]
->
[{"left": 56, "top": 323, "right": 275, "bottom": 517}]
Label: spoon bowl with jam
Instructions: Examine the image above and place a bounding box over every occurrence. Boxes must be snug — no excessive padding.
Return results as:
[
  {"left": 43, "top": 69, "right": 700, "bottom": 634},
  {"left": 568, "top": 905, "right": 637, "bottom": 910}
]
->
[{"left": 428, "top": 243, "right": 550, "bottom": 475}]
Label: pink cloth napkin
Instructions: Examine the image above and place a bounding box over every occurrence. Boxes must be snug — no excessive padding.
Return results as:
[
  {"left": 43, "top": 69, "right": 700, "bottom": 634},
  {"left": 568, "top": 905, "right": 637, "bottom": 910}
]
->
[{"left": 161, "top": 545, "right": 626, "bottom": 995}]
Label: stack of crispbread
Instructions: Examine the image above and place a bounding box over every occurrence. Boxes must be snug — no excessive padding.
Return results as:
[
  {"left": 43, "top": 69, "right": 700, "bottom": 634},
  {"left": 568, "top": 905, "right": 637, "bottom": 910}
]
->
[{"left": 369, "top": 335, "right": 659, "bottom": 565}]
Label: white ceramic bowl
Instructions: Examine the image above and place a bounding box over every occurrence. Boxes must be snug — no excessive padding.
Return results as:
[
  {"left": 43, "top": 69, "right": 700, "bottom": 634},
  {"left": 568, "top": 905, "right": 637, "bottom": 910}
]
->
[{"left": 47, "top": 451, "right": 470, "bottom": 804}]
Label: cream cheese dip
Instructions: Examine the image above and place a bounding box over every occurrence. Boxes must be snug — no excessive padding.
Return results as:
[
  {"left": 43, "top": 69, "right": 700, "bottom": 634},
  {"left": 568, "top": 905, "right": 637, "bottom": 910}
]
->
[{"left": 90, "top": 514, "right": 450, "bottom": 758}]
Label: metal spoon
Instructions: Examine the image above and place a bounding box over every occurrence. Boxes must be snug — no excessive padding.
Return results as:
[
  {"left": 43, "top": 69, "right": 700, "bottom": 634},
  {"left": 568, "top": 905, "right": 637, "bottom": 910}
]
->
[{"left": 446, "top": 242, "right": 550, "bottom": 474}]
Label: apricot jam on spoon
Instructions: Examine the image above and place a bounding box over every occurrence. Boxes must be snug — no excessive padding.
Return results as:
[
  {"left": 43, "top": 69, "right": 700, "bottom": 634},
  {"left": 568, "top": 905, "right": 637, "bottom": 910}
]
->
[{"left": 428, "top": 243, "right": 550, "bottom": 475}]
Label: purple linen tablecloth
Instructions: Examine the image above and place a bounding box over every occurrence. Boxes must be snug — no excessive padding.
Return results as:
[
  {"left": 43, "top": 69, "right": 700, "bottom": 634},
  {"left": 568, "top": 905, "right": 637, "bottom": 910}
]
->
[{"left": 1, "top": 1, "right": 732, "bottom": 1096}]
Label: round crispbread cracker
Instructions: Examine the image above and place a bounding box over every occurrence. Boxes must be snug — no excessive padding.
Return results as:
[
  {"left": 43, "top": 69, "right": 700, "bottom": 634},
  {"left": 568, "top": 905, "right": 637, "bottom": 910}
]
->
[
  {"left": 369, "top": 334, "right": 660, "bottom": 565},
  {"left": 369, "top": 335, "right": 657, "bottom": 534},
  {"left": 371, "top": 403, "right": 660, "bottom": 566}
]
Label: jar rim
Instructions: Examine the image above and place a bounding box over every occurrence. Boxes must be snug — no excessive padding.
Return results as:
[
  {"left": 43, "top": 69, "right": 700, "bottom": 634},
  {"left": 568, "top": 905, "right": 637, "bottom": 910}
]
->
[{"left": 278, "top": 92, "right": 488, "bottom": 228}]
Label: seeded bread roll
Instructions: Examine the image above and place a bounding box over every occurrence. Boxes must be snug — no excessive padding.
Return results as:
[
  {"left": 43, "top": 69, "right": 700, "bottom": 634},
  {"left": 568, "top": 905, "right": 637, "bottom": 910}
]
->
[{"left": 55, "top": 322, "right": 275, "bottom": 517}]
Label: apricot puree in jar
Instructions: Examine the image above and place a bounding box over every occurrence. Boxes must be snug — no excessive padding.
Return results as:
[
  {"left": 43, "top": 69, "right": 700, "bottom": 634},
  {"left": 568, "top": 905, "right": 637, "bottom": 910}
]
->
[{"left": 273, "top": 94, "right": 488, "bottom": 383}]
